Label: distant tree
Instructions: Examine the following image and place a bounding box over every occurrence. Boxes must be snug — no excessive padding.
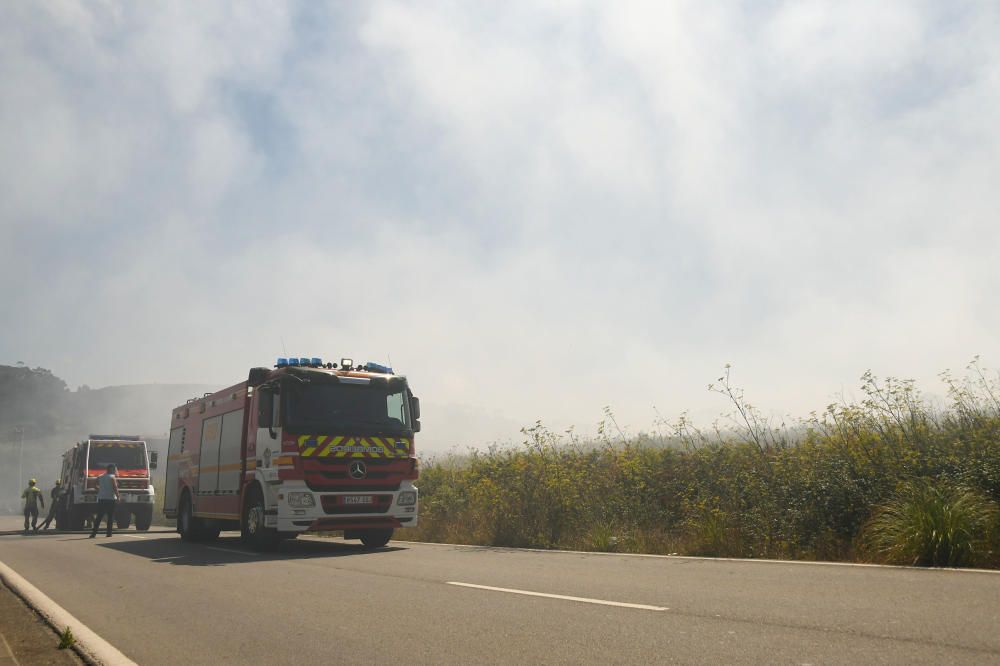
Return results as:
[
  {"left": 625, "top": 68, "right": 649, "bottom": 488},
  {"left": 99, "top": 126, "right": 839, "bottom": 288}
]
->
[{"left": 0, "top": 365, "right": 70, "bottom": 438}]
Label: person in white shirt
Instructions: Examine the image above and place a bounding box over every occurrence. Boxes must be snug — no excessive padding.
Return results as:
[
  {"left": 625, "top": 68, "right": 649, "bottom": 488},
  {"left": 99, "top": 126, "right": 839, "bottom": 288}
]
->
[{"left": 89, "top": 464, "right": 119, "bottom": 538}]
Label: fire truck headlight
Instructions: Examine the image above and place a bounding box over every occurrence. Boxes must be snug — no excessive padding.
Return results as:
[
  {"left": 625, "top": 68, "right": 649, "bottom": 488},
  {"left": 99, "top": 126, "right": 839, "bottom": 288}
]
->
[
  {"left": 397, "top": 491, "right": 417, "bottom": 506},
  {"left": 287, "top": 492, "right": 315, "bottom": 508}
]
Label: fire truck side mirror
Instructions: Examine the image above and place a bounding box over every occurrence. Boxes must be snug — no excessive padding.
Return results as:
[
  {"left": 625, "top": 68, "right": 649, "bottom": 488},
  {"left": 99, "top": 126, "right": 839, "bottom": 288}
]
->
[
  {"left": 413, "top": 420, "right": 421, "bottom": 433},
  {"left": 258, "top": 389, "right": 275, "bottom": 432},
  {"left": 410, "top": 396, "right": 421, "bottom": 420},
  {"left": 248, "top": 367, "right": 270, "bottom": 386},
  {"left": 149, "top": 451, "right": 158, "bottom": 470}
]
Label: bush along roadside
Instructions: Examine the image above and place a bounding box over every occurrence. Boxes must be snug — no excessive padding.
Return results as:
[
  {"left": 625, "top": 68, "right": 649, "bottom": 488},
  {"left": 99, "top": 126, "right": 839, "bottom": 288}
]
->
[
  {"left": 404, "top": 360, "right": 1000, "bottom": 568},
  {"left": 862, "top": 479, "right": 998, "bottom": 567}
]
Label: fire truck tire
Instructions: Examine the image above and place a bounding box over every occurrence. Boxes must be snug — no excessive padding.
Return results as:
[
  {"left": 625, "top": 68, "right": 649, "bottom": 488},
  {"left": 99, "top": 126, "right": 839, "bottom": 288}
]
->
[
  {"left": 241, "top": 485, "right": 279, "bottom": 551},
  {"left": 359, "top": 529, "right": 393, "bottom": 548},
  {"left": 179, "top": 492, "right": 211, "bottom": 542},
  {"left": 116, "top": 512, "right": 131, "bottom": 530},
  {"left": 135, "top": 506, "right": 153, "bottom": 531}
]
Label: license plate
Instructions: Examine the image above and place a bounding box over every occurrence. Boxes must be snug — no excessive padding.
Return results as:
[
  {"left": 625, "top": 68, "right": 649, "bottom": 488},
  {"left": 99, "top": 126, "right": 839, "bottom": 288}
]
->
[{"left": 343, "top": 495, "right": 374, "bottom": 505}]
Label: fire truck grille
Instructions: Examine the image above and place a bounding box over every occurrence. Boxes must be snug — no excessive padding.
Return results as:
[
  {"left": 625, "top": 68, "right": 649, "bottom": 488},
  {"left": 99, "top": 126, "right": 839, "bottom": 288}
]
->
[
  {"left": 119, "top": 479, "right": 148, "bottom": 489},
  {"left": 302, "top": 458, "right": 409, "bottom": 493},
  {"left": 320, "top": 495, "right": 392, "bottom": 514}
]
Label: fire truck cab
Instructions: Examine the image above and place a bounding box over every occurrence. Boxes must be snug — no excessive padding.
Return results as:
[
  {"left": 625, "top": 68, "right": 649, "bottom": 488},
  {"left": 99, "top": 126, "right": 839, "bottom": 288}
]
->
[
  {"left": 163, "top": 357, "right": 420, "bottom": 550},
  {"left": 57, "top": 435, "right": 157, "bottom": 531}
]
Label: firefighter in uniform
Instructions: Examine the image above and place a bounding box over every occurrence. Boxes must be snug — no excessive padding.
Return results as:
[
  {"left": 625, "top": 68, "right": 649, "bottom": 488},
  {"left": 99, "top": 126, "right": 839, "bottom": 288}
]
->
[
  {"left": 37, "top": 480, "right": 63, "bottom": 531},
  {"left": 21, "top": 479, "right": 44, "bottom": 534}
]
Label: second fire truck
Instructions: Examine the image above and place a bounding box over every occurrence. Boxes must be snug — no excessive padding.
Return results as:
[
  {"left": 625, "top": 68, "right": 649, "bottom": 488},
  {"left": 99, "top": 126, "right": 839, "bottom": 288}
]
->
[
  {"left": 163, "top": 357, "right": 420, "bottom": 549},
  {"left": 56, "top": 435, "right": 157, "bottom": 531}
]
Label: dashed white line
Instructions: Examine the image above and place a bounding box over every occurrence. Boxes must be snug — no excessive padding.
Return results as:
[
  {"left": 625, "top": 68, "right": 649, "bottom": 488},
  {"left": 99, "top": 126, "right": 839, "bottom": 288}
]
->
[{"left": 446, "top": 582, "right": 668, "bottom": 611}]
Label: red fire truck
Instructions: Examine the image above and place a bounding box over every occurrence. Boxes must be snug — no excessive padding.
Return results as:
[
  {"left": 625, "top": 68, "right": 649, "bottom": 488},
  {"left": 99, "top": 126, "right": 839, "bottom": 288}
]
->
[
  {"left": 57, "top": 435, "right": 157, "bottom": 531},
  {"left": 163, "top": 357, "right": 420, "bottom": 549}
]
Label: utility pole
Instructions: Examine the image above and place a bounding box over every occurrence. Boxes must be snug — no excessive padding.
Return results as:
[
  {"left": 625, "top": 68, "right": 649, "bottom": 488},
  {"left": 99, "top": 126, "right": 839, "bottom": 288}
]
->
[{"left": 15, "top": 426, "right": 24, "bottom": 492}]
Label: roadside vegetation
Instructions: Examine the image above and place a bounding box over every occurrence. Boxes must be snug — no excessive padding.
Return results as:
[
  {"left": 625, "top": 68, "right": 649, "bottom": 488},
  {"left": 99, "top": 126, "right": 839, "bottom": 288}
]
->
[{"left": 404, "top": 359, "right": 1000, "bottom": 568}]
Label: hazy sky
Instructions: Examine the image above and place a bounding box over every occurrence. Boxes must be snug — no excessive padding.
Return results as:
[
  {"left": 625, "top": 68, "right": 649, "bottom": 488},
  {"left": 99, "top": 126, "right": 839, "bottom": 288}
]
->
[{"left": 2, "top": 2, "right": 998, "bottom": 449}]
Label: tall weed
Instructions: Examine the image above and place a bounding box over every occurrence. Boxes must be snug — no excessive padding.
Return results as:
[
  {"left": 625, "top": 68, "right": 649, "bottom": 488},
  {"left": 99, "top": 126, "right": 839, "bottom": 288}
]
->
[{"left": 861, "top": 479, "right": 998, "bottom": 567}]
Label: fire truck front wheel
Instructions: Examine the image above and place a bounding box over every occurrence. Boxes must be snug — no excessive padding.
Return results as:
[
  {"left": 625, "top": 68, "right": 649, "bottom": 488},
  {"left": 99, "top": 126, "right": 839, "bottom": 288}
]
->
[
  {"left": 135, "top": 505, "right": 153, "bottom": 531},
  {"left": 116, "top": 511, "right": 131, "bottom": 530},
  {"left": 359, "top": 528, "right": 393, "bottom": 549},
  {"left": 241, "top": 485, "right": 279, "bottom": 551}
]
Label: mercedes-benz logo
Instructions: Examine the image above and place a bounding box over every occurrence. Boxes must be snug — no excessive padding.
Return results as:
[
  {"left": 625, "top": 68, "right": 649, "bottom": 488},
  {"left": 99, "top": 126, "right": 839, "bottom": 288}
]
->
[{"left": 348, "top": 461, "right": 368, "bottom": 479}]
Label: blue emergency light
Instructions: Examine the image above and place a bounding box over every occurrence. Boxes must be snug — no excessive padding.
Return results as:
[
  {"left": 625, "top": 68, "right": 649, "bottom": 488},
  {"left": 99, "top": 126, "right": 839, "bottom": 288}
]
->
[
  {"left": 276, "top": 357, "right": 288, "bottom": 367},
  {"left": 311, "top": 357, "right": 322, "bottom": 367},
  {"left": 288, "top": 358, "right": 300, "bottom": 366},
  {"left": 364, "top": 361, "right": 394, "bottom": 374}
]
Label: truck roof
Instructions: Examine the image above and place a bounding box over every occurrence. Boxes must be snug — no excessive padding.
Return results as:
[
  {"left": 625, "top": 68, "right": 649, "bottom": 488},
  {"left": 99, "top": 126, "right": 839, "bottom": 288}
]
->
[{"left": 169, "top": 364, "right": 407, "bottom": 419}]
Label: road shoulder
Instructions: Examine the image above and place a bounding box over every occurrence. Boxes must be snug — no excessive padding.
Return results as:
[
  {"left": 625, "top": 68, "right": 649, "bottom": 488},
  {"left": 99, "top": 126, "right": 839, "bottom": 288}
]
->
[
  {"left": 0, "top": 579, "right": 81, "bottom": 665},
  {"left": 0, "top": 560, "right": 136, "bottom": 666}
]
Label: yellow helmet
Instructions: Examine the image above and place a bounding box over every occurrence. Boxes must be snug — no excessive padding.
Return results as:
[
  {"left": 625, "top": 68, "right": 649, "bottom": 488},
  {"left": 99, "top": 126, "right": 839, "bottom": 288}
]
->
[{"left": 29, "top": 478, "right": 36, "bottom": 485}]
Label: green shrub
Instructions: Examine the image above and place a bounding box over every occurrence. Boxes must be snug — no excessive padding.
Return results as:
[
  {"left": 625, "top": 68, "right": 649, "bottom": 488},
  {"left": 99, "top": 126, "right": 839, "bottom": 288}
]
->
[
  {"left": 581, "top": 521, "right": 618, "bottom": 552},
  {"left": 685, "top": 508, "right": 742, "bottom": 557},
  {"left": 58, "top": 626, "right": 75, "bottom": 650},
  {"left": 862, "top": 479, "right": 998, "bottom": 567}
]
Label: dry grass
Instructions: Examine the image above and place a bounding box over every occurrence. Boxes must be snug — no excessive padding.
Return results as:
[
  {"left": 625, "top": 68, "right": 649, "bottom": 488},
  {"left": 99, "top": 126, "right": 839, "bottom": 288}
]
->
[{"left": 405, "top": 363, "right": 1000, "bottom": 568}]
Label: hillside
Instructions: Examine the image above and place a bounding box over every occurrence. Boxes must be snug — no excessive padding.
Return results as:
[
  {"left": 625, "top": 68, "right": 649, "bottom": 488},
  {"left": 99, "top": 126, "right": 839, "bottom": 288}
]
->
[{"left": 0, "top": 364, "right": 215, "bottom": 510}]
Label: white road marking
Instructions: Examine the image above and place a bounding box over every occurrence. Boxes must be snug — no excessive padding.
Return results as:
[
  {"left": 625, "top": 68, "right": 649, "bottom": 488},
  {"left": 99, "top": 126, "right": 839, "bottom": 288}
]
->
[
  {"left": 446, "top": 582, "right": 668, "bottom": 611},
  {"left": 122, "top": 535, "right": 148, "bottom": 540},
  {"left": 0, "top": 630, "right": 21, "bottom": 666},
  {"left": 399, "top": 541, "right": 1000, "bottom": 574},
  {"left": 205, "top": 547, "right": 256, "bottom": 557}
]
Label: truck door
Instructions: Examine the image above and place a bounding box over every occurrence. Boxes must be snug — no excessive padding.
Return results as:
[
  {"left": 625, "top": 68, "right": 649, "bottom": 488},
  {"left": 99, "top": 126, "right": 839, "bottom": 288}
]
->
[
  {"left": 164, "top": 427, "right": 185, "bottom": 514},
  {"left": 199, "top": 416, "right": 223, "bottom": 494},
  {"left": 217, "top": 409, "right": 244, "bottom": 494}
]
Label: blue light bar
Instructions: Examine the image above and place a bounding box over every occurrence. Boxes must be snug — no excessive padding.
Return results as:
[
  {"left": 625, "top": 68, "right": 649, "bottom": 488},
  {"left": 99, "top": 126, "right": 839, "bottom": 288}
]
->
[
  {"left": 299, "top": 357, "right": 310, "bottom": 366},
  {"left": 311, "top": 357, "right": 322, "bottom": 367},
  {"left": 364, "top": 362, "right": 393, "bottom": 375},
  {"left": 288, "top": 358, "right": 300, "bottom": 366},
  {"left": 276, "top": 357, "right": 288, "bottom": 367}
]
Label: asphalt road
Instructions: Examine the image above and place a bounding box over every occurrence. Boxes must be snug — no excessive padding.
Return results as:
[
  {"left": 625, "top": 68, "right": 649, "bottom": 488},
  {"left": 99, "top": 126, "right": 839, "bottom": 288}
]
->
[{"left": 1, "top": 517, "right": 999, "bottom": 665}]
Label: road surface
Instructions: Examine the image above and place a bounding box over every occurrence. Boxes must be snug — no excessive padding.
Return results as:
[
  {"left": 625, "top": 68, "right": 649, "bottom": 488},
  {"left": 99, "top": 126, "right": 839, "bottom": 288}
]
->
[{"left": 1, "top": 516, "right": 999, "bottom": 664}]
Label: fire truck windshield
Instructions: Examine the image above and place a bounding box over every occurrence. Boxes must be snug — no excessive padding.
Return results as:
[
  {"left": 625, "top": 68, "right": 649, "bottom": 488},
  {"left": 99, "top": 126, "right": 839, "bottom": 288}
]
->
[
  {"left": 88, "top": 443, "right": 146, "bottom": 470},
  {"left": 283, "top": 383, "right": 411, "bottom": 434}
]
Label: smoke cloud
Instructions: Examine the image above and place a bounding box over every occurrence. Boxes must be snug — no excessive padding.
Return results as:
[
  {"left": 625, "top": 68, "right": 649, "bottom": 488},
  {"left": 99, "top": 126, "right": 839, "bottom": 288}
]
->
[{"left": 2, "top": 2, "right": 999, "bottom": 452}]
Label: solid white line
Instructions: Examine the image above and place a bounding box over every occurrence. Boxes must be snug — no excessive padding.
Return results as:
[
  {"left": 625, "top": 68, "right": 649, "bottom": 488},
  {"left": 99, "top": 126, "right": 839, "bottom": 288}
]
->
[
  {"left": 0, "top": 560, "right": 137, "bottom": 665},
  {"left": 396, "top": 540, "right": 1000, "bottom": 574},
  {"left": 122, "top": 535, "right": 148, "bottom": 540},
  {"left": 0, "top": 630, "right": 21, "bottom": 666},
  {"left": 447, "top": 582, "right": 668, "bottom": 611}
]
